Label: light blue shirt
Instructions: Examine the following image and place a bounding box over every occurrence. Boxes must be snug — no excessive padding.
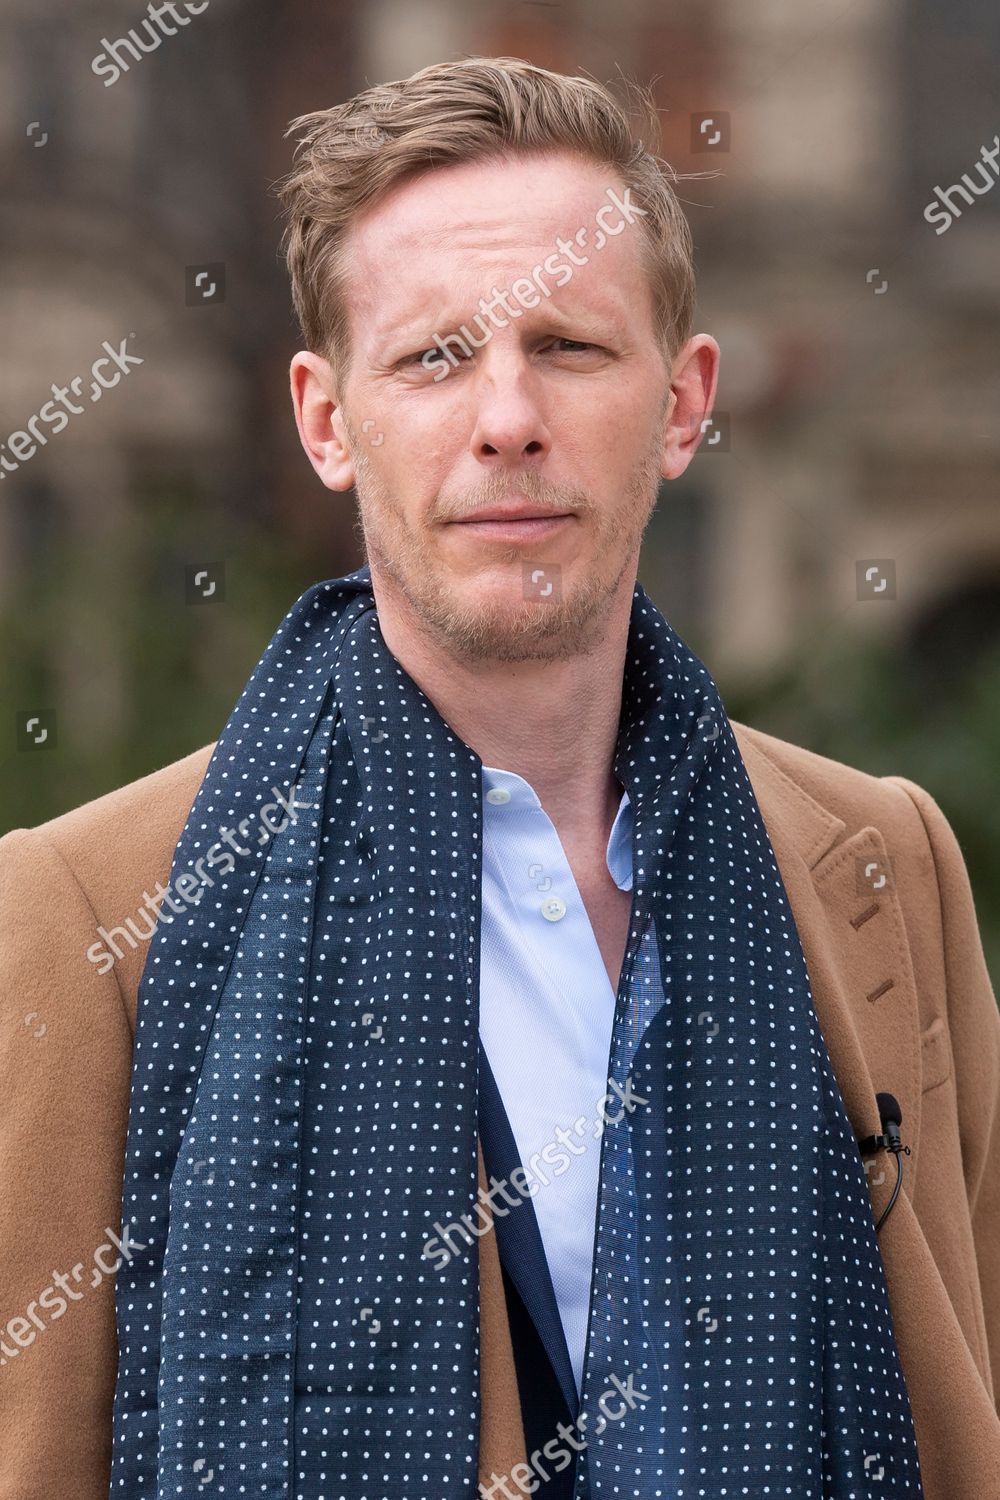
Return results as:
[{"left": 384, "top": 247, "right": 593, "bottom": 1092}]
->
[{"left": 478, "top": 765, "right": 633, "bottom": 1396}]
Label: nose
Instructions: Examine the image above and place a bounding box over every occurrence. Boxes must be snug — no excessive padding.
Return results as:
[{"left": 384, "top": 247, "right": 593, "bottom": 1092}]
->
[{"left": 468, "top": 352, "right": 552, "bottom": 469}]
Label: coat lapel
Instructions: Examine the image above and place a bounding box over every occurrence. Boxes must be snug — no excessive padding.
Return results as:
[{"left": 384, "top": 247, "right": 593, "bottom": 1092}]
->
[
  {"left": 733, "top": 724, "right": 924, "bottom": 1206},
  {"left": 477, "top": 1139, "right": 530, "bottom": 1489},
  {"left": 477, "top": 1040, "right": 579, "bottom": 1418}
]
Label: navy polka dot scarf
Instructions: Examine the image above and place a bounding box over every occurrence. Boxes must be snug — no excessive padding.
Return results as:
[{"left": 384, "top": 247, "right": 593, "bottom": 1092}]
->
[{"left": 108, "top": 564, "right": 924, "bottom": 1497}]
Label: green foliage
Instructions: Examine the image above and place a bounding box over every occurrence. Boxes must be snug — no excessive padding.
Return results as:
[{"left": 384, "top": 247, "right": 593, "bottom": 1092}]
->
[{"left": 0, "top": 484, "right": 320, "bottom": 832}]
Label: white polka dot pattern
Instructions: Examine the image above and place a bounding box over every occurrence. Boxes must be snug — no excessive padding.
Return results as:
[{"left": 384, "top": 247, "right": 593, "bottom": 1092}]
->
[{"left": 107, "top": 566, "right": 924, "bottom": 1498}]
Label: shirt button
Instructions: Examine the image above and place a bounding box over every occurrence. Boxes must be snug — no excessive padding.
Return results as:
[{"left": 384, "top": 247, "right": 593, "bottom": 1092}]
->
[
  {"left": 486, "top": 787, "right": 511, "bottom": 805},
  {"left": 540, "top": 895, "right": 567, "bottom": 922}
]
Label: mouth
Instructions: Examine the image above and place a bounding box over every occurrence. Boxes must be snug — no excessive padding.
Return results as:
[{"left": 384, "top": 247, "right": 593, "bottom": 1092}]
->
[{"left": 447, "top": 503, "right": 575, "bottom": 543}]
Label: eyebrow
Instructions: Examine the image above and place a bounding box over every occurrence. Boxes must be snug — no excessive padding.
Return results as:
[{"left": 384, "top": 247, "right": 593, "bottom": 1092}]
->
[{"left": 374, "top": 298, "right": 626, "bottom": 359}]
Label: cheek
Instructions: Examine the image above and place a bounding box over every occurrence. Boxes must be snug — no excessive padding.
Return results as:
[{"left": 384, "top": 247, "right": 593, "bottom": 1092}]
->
[
  {"left": 384, "top": 404, "right": 462, "bottom": 491},
  {"left": 564, "top": 409, "right": 652, "bottom": 491},
  {"left": 580, "top": 382, "right": 655, "bottom": 445}
]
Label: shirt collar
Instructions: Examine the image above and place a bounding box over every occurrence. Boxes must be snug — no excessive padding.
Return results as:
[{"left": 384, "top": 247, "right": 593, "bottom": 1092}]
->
[{"left": 481, "top": 766, "right": 633, "bottom": 893}]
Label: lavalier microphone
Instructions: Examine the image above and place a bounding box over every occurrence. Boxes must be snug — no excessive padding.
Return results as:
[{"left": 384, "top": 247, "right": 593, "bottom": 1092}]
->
[{"left": 856, "top": 1092, "right": 910, "bottom": 1233}]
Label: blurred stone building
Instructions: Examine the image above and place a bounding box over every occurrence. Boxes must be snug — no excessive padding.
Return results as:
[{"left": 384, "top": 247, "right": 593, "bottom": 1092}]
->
[
  {"left": 1, "top": 0, "right": 999, "bottom": 805},
  {"left": 360, "top": 0, "right": 1000, "bottom": 679}
]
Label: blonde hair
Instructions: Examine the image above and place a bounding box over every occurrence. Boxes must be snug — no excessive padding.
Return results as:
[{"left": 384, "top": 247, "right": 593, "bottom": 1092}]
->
[{"left": 274, "top": 56, "right": 697, "bottom": 386}]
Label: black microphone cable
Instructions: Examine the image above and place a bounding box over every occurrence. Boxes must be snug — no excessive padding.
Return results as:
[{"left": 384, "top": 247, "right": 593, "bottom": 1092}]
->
[{"left": 857, "top": 1092, "right": 911, "bottom": 1233}]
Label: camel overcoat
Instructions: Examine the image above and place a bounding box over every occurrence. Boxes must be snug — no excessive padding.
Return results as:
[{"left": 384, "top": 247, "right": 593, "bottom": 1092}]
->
[{"left": 0, "top": 720, "right": 998, "bottom": 1498}]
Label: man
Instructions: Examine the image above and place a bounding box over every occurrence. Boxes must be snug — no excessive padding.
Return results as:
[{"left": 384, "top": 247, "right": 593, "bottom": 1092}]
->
[{"left": 0, "top": 56, "right": 997, "bottom": 1500}]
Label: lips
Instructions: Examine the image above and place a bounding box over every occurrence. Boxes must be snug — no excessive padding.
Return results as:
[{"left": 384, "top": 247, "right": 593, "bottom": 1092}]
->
[
  {"left": 449, "top": 511, "right": 574, "bottom": 542},
  {"left": 455, "top": 506, "right": 571, "bottom": 523}
]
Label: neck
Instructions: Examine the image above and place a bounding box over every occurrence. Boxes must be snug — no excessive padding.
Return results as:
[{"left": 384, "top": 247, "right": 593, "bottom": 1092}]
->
[{"left": 369, "top": 569, "right": 635, "bottom": 846}]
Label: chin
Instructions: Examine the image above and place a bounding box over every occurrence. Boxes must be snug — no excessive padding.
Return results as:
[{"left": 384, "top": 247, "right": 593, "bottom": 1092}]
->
[{"left": 419, "top": 568, "right": 610, "bottom": 663}]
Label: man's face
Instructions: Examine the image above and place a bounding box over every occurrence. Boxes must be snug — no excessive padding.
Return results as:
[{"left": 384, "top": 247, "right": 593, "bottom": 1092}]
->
[{"left": 293, "top": 149, "right": 715, "bottom": 662}]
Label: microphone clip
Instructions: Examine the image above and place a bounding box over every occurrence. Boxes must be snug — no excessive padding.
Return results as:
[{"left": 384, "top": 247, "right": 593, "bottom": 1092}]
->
[
  {"left": 857, "top": 1092, "right": 909, "bottom": 1233},
  {"left": 857, "top": 1122, "right": 911, "bottom": 1159}
]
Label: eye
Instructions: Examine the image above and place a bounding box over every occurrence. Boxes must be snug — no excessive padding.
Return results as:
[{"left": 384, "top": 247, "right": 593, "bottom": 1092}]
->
[
  {"left": 546, "top": 338, "right": 601, "bottom": 354},
  {"left": 399, "top": 345, "right": 473, "bottom": 368},
  {"left": 395, "top": 336, "right": 604, "bottom": 369}
]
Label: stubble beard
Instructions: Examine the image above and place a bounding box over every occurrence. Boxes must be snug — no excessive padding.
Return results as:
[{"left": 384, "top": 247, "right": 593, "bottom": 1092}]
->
[{"left": 346, "top": 425, "right": 664, "bottom": 665}]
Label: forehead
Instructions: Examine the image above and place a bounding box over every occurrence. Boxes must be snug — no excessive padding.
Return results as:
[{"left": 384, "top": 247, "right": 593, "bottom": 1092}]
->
[{"left": 341, "top": 150, "right": 652, "bottom": 345}]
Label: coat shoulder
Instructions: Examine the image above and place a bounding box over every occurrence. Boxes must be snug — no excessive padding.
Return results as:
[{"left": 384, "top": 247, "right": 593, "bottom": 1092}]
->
[
  {"left": 730, "top": 717, "right": 927, "bottom": 839},
  {"left": 1, "top": 741, "right": 216, "bottom": 877},
  {"left": 0, "top": 743, "right": 216, "bottom": 1013}
]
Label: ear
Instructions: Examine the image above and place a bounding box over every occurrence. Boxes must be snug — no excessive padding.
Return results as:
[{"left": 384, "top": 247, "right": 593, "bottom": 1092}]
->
[
  {"left": 289, "top": 351, "right": 356, "bottom": 492},
  {"left": 659, "top": 333, "right": 722, "bottom": 481}
]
